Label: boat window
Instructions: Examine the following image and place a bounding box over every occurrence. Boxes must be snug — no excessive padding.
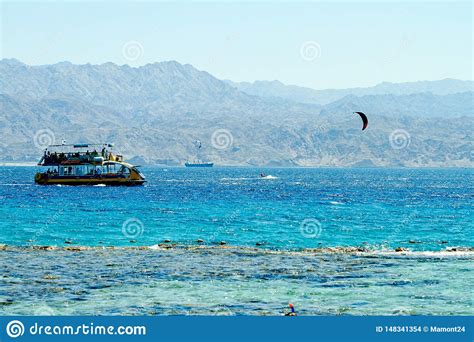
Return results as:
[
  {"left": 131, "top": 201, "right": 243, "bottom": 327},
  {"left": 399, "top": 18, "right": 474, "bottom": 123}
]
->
[
  {"left": 105, "top": 164, "right": 110, "bottom": 174},
  {"left": 119, "top": 166, "right": 130, "bottom": 175},
  {"left": 75, "top": 165, "right": 85, "bottom": 176}
]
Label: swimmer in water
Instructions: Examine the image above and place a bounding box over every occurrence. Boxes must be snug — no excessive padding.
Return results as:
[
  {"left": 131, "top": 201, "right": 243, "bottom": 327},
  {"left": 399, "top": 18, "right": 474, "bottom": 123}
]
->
[{"left": 285, "top": 303, "right": 296, "bottom": 316}]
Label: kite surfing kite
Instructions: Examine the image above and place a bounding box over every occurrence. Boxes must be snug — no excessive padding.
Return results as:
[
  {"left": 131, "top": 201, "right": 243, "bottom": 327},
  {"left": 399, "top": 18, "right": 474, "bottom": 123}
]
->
[{"left": 353, "top": 111, "right": 368, "bottom": 130}]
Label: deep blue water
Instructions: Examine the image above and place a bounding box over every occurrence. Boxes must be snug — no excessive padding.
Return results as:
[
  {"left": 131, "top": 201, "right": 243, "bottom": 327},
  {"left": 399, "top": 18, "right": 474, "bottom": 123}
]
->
[{"left": 0, "top": 167, "right": 472, "bottom": 251}]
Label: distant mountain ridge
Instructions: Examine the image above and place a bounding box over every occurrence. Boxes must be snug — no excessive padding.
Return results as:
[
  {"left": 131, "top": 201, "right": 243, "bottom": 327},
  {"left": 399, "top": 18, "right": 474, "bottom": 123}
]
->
[
  {"left": 0, "top": 58, "right": 250, "bottom": 110},
  {"left": 226, "top": 78, "right": 474, "bottom": 105},
  {"left": 0, "top": 59, "right": 472, "bottom": 167}
]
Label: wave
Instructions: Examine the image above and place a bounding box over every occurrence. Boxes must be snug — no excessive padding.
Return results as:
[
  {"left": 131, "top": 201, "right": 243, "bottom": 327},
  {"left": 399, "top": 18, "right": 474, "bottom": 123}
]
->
[
  {"left": 1, "top": 244, "right": 473, "bottom": 258},
  {"left": 219, "top": 175, "right": 278, "bottom": 181},
  {"left": 0, "top": 183, "right": 32, "bottom": 186},
  {"left": 220, "top": 177, "right": 254, "bottom": 181}
]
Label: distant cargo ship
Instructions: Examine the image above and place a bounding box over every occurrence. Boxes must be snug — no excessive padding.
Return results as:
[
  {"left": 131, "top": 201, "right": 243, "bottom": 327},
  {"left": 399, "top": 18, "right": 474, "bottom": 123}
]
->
[
  {"left": 185, "top": 139, "right": 213, "bottom": 167},
  {"left": 184, "top": 161, "right": 214, "bottom": 168}
]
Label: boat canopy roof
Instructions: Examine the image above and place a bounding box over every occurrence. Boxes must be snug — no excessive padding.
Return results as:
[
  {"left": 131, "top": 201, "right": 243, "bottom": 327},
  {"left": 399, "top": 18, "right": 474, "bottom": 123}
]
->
[{"left": 38, "top": 143, "right": 128, "bottom": 167}]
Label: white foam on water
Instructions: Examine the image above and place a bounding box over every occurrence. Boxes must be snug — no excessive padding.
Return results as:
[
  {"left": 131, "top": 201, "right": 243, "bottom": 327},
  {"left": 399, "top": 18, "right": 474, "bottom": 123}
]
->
[
  {"left": 161, "top": 179, "right": 197, "bottom": 183},
  {"left": 261, "top": 175, "right": 277, "bottom": 179},
  {"left": 93, "top": 184, "right": 106, "bottom": 187},
  {"left": 329, "top": 201, "right": 343, "bottom": 205},
  {"left": 0, "top": 183, "right": 32, "bottom": 186},
  {"left": 361, "top": 250, "right": 474, "bottom": 258},
  {"left": 220, "top": 177, "right": 253, "bottom": 181}
]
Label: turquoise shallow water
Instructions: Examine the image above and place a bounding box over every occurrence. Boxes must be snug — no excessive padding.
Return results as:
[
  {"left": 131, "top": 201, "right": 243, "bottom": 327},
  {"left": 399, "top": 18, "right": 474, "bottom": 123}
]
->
[
  {"left": 0, "top": 247, "right": 473, "bottom": 315},
  {"left": 0, "top": 167, "right": 472, "bottom": 315}
]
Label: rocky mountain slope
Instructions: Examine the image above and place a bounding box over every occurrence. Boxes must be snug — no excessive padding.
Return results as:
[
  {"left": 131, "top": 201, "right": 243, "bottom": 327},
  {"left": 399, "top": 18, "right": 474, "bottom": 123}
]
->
[{"left": 0, "top": 59, "right": 472, "bottom": 167}]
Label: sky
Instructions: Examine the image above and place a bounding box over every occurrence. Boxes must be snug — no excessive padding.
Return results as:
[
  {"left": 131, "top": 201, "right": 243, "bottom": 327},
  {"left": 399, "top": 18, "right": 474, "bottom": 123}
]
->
[{"left": 1, "top": 1, "right": 472, "bottom": 89}]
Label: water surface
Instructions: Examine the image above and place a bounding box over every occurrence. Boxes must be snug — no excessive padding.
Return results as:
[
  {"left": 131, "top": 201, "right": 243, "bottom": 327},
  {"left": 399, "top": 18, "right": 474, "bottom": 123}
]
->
[
  {"left": 0, "top": 167, "right": 472, "bottom": 250},
  {"left": 1, "top": 167, "right": 472, "bottom": 315}
]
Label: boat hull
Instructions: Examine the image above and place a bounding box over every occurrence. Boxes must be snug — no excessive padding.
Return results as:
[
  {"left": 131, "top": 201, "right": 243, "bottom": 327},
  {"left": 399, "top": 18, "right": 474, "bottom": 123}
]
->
[
  {"left": 34, "top": 174, "right": 145, "bottom": 186},
  {"left": 184, "top": 162, "right": 214, "bottom": 167}
]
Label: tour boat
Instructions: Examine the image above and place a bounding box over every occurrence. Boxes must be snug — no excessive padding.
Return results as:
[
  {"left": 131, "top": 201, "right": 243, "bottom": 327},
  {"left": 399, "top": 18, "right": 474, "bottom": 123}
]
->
[{"left": 35, "top": 143, "right": 146, "bottom": 186}]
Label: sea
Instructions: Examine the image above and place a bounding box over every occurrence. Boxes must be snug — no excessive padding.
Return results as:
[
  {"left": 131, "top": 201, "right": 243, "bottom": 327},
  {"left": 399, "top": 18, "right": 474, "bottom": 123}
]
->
[{"left": 0, "top": 167, "right": 472, "bottom": 315}]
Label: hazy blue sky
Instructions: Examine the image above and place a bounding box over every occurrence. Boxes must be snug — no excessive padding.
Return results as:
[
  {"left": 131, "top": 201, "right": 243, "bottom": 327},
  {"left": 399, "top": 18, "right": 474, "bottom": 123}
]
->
[{"left": 1, "top": 1, "right": 472, "bottom": 89}]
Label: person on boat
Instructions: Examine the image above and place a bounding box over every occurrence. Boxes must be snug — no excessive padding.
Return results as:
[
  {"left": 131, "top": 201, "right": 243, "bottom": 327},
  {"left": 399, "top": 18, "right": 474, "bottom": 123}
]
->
[
  {"left": 96, "top": 167, "right": 102, "bottom": 176},
  {"left": 43, "top": 151, "right": 49, "bottom": 164},
  {"left": 260, "top": 173, "right": 267, "bottom": 178},
  {"left": 101, "top": 147, "right": 106, "bottom": 158}
]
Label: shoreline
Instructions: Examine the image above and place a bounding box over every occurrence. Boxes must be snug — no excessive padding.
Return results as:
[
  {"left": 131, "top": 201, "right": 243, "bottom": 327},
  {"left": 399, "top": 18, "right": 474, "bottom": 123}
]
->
[{"left": 1, "top": 243, "right": 473, "bottom": 257}]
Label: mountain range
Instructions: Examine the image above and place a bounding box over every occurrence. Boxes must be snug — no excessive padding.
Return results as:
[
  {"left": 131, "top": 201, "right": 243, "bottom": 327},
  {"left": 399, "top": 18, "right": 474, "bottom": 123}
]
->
[
  {"left": 0, "top": 58, "right": 472, "bottom": 167},
  {"left": 225, "top": 78, "right": 473, "bottom": 105}
]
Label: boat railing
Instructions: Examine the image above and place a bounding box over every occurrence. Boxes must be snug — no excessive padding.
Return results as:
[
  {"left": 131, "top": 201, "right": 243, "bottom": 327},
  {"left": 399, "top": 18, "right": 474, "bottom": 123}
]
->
[{"left": 39, "top": 151, "right": 123, "bottom": 166}]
